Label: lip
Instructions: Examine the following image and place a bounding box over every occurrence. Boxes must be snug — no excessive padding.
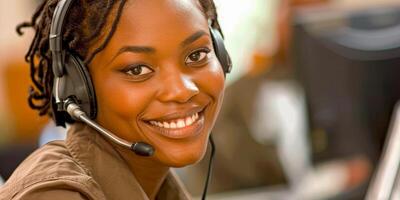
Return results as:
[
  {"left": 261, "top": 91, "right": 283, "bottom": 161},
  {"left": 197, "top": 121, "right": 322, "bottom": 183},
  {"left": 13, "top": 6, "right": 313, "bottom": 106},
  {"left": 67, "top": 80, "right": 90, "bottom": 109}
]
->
[
  {"left": 143, "top": 106, "right": 205, "bottom": 122},
  {"left": 141, "top": 108, "right": 206, "bottom": 139}
]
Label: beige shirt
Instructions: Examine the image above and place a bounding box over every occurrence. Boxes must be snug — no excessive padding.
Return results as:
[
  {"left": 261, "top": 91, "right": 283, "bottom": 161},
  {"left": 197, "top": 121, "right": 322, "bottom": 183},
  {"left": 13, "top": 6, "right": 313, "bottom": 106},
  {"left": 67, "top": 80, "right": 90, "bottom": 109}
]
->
[{"left": 0, "top": 123, "right": 191, "bottom": 200}]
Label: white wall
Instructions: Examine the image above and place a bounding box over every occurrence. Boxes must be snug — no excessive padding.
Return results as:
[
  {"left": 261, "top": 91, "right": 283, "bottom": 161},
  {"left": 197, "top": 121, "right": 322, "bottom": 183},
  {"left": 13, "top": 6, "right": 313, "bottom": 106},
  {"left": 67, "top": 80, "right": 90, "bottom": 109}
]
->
[{"left": 214, "top": 0, "right": 279, "bottom": 84}]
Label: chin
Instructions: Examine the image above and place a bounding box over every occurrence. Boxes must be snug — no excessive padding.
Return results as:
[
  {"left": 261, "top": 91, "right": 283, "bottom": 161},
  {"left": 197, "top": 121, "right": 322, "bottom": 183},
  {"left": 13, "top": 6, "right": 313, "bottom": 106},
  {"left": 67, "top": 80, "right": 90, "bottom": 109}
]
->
[
  {"left": 166, "top": 158, "right": 201, "bottom": 168},
  {"left": 160, "top": 146, "right": 208, "bottom": 168}
]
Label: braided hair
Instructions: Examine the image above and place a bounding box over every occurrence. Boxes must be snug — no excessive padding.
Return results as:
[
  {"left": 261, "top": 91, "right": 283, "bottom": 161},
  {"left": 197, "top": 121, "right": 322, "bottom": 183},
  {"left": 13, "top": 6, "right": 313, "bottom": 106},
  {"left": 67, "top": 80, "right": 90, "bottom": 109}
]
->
[{"left": 17, "top": 0, "right": 223, "bottom": 117}]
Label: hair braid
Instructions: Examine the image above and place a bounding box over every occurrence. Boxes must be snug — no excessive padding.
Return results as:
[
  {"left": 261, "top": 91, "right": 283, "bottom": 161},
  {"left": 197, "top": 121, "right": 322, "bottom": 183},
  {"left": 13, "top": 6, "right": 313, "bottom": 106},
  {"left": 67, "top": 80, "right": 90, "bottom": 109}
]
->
[
  {"left": 84, "top": 0, "right": 127, "bottom": 64},
  {"left": 199, "top": 0, "right": 223, "bottom": 37},
  {"left": 16, "top": 0, "right": 122, "bottom": 116},
  {"left": 81, "top": 0, "right": 115, "bottom": 43}
]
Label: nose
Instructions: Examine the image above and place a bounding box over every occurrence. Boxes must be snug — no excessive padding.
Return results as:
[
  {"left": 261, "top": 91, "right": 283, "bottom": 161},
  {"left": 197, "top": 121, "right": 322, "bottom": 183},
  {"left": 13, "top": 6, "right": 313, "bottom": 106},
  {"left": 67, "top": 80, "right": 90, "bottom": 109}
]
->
[{"left": 157, "top": 73, "right": 199, "bottom": 103}]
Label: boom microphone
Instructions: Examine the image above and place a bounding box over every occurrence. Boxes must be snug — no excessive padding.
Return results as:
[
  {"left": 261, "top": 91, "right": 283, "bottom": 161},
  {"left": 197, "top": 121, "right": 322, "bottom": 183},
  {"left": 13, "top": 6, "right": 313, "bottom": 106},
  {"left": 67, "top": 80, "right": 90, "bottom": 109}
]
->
[{"left": 65, "top": 100, "right": 155, "bottom": 157}]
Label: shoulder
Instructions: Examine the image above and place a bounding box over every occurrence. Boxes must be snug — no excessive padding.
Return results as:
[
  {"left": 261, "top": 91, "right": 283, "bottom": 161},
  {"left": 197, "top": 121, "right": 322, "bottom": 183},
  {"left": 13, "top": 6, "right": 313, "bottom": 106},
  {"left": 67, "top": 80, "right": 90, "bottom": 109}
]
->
[
  {"left": 8, "top": 180, "right": 100, "bottom": 200},
  {"left": 0, "top": 141, "right": 105, "bottom": 200}
]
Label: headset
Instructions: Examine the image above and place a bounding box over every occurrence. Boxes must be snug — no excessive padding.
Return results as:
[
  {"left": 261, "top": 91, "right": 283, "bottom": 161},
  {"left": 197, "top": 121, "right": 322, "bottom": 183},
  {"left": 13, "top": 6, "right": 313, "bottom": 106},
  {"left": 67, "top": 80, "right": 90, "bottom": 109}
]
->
[{"left": 49, "top": 0, "right": 231, "bottom": 195}]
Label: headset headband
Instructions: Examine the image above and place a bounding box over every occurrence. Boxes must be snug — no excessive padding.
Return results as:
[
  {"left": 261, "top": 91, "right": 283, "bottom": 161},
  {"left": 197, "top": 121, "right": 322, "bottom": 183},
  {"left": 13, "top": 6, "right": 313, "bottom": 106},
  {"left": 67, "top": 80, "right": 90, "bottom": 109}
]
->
[{"left": 49, "top": 0, "right": 74, "bottom": 77}]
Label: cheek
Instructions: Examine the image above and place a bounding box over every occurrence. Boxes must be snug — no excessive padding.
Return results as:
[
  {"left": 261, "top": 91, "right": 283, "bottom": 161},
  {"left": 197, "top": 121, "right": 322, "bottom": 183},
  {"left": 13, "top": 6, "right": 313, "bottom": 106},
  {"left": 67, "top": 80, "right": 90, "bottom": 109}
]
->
[
  {"left": 200, "top": 60, "right": 226, "bottom": 105},
  {"left": 94, "top": 74, "right": 155, "bottom": 125},
  {"left": 196, "top": 60, "right": 226, "bottom": 122}
]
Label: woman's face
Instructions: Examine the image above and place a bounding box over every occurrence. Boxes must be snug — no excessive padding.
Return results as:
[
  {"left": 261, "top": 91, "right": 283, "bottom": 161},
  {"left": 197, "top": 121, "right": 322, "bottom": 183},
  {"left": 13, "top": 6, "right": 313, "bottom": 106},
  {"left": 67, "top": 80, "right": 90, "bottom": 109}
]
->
[{"left": 89, "top": 0, "right": 225, "bottom": 167}]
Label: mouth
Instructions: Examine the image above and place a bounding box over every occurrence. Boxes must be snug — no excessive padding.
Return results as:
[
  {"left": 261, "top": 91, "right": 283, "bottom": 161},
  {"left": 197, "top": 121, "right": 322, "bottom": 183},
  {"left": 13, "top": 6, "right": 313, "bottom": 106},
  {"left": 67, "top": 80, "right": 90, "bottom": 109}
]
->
[{"left": 142, "top": 109, "right": 205, "bottom": 139}]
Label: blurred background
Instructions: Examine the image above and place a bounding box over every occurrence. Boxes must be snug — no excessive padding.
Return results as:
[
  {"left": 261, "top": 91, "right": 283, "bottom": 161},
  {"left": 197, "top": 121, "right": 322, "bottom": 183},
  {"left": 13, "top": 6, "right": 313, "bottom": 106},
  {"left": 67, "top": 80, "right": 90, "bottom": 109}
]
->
[{"left": 1, "top": 0, "right": 400, "bottom": 199}]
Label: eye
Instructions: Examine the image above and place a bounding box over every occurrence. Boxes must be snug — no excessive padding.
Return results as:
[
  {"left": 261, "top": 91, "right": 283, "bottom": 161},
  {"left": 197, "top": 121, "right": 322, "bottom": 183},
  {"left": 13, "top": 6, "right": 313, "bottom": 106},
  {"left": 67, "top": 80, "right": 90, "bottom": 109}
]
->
[
  {"left": 122, "top": 64, "right": 154, "bottom": 77},
  {"left": 185, "top": 48, "right": 211, "bottom": 65}
]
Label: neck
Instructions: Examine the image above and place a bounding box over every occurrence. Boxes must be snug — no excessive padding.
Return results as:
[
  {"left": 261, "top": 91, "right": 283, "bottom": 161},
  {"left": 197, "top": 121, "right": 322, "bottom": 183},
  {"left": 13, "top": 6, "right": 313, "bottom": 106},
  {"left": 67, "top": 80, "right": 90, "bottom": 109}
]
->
[{"left": 116, "top": 146, "right": 169, "bottom": 199}]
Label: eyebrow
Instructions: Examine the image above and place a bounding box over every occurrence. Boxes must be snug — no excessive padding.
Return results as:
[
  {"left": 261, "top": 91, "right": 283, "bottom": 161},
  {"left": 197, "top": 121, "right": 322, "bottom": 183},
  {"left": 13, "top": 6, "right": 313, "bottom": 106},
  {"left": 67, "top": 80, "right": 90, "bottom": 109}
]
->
[
  {"left": 180, "top": 30, "right": 208, "bottom": 47},
  {"left": 107, "top": 46, "right": 155, "bottom": 65},
  {"left": 117, "top": 46, "right": 156, "bottom": 55},
  {"left": 112, "top": 30, "right": 208, "bottom": 60}
]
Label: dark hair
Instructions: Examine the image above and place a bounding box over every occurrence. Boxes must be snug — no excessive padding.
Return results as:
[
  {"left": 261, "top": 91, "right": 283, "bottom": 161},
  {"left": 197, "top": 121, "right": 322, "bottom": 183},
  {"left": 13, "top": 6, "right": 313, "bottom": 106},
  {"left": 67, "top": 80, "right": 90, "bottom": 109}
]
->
[{"left": 17, "top": 0, "right": 222, "bottom": 117}]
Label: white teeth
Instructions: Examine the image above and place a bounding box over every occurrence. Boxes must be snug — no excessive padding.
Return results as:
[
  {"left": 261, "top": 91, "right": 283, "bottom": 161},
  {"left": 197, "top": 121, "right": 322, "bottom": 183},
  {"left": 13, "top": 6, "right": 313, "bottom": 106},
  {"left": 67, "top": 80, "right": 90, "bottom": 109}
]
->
[
  {"left": 148, "top": 112, "right": 201, "bottom": 129},
  {"left": 185, "top": 116, "right": 193, "bottom": 126},
  {"left": 163, "top": 122, "right": 170, "bottom": 128},
  {"left": 177, "top": 120, "right": 185, "bottom": 128},
  {"left": 170, "top": 122, "right": 177, "bottom": 129},
  {"left": 192, "top": 113, "right": 198, "bottom": 122}
]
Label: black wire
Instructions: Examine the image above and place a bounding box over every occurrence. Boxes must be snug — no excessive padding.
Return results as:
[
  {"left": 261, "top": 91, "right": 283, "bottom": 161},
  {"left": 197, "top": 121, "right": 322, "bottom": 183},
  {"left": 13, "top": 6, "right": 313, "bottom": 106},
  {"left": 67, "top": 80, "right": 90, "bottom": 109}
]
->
[{"left": 202, "top": 135, "right": 215, "bottom": 200}]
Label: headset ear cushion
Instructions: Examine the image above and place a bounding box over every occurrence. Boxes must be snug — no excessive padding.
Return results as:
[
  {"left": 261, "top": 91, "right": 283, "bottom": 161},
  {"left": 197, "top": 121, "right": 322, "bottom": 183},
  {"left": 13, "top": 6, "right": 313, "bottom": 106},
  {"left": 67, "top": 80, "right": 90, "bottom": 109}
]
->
[
  {"left": 56, "top": 53, "right": 97, "bottom": 120},
  {"left": 210, "top": 27, "right": 232, "bottom": 74}
]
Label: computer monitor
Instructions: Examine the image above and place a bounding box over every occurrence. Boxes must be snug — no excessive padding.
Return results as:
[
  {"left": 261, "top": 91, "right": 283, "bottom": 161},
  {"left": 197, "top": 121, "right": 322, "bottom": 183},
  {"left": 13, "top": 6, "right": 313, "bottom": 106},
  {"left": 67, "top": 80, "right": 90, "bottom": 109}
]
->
[{"left": 292, "top": 4, "right": 400, "bottom": 163}]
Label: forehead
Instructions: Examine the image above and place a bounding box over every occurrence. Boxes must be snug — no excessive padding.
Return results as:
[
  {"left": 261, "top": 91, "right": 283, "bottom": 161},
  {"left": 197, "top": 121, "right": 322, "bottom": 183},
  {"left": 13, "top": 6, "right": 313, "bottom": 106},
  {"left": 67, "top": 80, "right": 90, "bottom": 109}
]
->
[
  {"left": 116, "top": 0, "right": 208, "bottom": 44},
  {"left": 88, "top": 0, "right": 210, "bottom": 66},
  {"left": 89, "top": 0, "right": 210, "bottom": 67}
]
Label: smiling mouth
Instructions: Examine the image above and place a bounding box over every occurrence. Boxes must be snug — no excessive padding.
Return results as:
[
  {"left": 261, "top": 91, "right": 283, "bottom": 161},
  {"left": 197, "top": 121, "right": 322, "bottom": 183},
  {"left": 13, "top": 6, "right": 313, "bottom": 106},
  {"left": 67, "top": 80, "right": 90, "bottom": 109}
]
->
[
  {"left": 143, "top": 110, "right": 205, "bottom": 139},
  {"left": 149, "top": 112, "right": 200, "bottom": 129}
]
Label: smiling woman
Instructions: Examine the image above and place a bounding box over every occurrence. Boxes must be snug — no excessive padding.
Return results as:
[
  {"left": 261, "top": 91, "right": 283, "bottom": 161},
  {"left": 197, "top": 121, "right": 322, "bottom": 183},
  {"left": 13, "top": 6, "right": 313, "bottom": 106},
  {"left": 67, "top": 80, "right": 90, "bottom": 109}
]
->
[{"left": 0, "top": 0, "right": 230, "bottom": 200}]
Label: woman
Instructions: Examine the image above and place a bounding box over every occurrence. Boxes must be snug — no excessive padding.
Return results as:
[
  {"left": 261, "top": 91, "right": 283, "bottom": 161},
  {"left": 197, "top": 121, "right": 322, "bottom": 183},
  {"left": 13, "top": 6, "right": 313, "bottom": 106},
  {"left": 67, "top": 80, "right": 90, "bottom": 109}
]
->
[{"left": 0, "top": 0, "right": 229, "bottom": 199}]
